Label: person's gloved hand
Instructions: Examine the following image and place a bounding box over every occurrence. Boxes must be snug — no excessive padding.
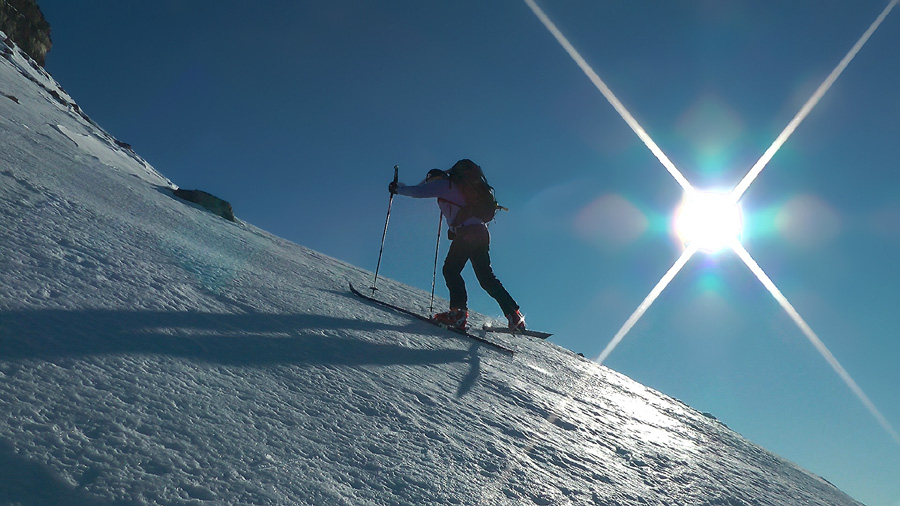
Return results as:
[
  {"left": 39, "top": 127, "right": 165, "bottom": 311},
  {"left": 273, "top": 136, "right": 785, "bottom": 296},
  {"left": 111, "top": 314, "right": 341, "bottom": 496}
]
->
[{"left": 388, "top": 181, "right": 399, "bottom": 194}]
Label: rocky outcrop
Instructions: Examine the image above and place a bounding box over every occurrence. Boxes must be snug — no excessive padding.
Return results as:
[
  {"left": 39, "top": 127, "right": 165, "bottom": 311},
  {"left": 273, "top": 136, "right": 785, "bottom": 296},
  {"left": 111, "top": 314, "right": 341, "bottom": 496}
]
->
[
  {"left": 0, "top": 0, "right": 51, "bottom": 66},
  {"left": 172, "top": 189, "right": 236, "bottom": 222}
]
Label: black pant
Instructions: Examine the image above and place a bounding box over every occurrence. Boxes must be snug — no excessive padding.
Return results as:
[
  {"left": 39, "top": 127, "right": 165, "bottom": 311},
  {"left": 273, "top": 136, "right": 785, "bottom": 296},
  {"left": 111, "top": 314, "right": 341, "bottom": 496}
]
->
[{"left": 443, "top": 224, "right": 518, "bottom": 315}]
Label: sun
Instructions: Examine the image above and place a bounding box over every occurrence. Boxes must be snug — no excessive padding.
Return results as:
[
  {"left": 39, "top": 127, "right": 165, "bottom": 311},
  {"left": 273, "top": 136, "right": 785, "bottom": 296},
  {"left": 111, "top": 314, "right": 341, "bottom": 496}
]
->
[{"left": 674, "top": 190, "right": 743, "bottom": 253}]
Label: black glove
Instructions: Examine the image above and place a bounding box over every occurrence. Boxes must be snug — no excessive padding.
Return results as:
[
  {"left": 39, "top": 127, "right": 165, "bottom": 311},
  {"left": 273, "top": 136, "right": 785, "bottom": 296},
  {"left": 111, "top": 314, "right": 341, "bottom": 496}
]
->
[{"left": 388, "top": 181, "right": 399, "bottom": 194}]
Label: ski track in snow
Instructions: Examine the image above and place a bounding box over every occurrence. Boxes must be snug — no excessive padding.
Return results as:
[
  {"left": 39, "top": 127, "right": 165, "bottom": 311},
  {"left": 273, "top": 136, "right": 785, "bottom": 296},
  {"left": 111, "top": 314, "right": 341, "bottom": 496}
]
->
[{"left": 0, "top": 32, "right": 863, "bottom": 505}]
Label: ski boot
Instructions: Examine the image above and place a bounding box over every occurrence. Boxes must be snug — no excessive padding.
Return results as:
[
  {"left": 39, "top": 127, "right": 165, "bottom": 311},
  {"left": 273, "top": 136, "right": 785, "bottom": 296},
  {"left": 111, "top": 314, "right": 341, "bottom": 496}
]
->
[
  {"left": 506, "top": 309, "right": 526, "bottom": 332},
  {"left": 434, "top": 307, "right": 468, "bottom": 331}
]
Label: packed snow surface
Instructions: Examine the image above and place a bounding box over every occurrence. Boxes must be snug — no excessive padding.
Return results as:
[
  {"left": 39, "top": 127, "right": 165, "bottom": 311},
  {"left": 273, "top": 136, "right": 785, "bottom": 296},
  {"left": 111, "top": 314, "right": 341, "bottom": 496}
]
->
[{"left": 0, "top": 34, "right": 864, "bottom": 505}]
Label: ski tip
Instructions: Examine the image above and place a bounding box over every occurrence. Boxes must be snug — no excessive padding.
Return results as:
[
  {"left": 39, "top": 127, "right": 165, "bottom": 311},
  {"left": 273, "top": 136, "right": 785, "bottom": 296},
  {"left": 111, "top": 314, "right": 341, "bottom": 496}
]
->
[
  {"left": 348, "top": 281, "right": 378, "bottom": 295},
  {"left": 349, "top": 282, "right": 370, "bottom": 298},
  {"left": 481, "top": 324, "right": 552, "bottom": 339}
]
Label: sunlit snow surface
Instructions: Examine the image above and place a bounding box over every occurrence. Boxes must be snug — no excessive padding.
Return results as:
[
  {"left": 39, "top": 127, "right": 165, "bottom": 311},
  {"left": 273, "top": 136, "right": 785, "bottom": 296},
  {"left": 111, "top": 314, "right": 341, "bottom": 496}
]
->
[{"left": 0, "top": 34, "right": 863, "bottom": 505}]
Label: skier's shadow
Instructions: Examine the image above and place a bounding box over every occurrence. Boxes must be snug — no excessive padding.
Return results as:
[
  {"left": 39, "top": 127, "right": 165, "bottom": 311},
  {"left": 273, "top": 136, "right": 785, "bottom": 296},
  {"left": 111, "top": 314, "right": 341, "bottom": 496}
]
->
[
  {"left": 0, "top": 307, "right": 471, "bottom": 369},
  {"left": 456, "top": 343, "right": 482, "bottom": 398},
  {"left": 0, "top": 306, "right": 487, "bottom": 503}
]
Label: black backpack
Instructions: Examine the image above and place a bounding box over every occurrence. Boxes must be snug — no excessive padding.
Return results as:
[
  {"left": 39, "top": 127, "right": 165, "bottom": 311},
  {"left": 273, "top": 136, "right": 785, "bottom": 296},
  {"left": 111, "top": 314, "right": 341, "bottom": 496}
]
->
[{"left": 446, "top": 159, "right": 502, "bottom": 226}]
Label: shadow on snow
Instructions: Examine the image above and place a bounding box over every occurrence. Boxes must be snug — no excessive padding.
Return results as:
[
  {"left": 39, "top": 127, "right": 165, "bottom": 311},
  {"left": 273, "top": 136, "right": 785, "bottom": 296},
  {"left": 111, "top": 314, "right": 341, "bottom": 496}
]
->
[{"left": 0, "top": 307, "right": 475, "bottom": 369}]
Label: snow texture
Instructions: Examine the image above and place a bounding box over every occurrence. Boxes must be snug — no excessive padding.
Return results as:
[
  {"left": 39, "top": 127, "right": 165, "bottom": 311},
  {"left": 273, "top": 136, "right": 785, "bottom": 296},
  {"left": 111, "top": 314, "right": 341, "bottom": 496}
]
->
[{"left": 0, "top": 32, "right": 864, "bottom": 506}]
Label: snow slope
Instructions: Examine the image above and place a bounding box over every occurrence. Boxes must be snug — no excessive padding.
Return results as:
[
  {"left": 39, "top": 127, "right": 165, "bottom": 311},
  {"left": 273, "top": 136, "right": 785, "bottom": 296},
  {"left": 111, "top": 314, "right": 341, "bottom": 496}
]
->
[{"left": 0, "top": 34, "right": 865, "bottom": 506}]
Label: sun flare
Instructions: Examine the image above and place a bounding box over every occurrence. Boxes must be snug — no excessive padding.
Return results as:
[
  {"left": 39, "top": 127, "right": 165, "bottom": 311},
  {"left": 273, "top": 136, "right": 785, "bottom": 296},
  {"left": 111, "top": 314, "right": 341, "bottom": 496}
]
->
[
  {"left": 674, "top": 191, "right": 743, "bottom": 253},
  {"left": 527, "top": 0, "right": 900, "bottom": 451}
]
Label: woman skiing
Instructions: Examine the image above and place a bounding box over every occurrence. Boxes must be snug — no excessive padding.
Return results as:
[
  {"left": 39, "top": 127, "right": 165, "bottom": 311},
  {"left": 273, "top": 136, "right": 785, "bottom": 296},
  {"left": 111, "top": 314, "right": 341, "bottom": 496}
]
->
[{"left": 389, "top": 160, "right": 525, "bottom": 332}]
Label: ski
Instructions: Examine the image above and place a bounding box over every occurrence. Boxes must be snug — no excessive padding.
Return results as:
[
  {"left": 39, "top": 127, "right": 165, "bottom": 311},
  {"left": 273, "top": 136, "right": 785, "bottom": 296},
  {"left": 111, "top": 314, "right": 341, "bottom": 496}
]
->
[
  {"left": 349, "top": 283, "right": 514, "bottom": 355},
  {"left": 482, "top": 325, "right": 552, "bottom": 340}
]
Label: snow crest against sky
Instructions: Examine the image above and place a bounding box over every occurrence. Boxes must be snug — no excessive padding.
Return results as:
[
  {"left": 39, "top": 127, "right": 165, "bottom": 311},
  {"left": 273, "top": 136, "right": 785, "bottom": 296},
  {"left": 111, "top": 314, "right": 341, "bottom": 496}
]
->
[{"left": 12, "top": 1, "right": 900, "bottom": 504}]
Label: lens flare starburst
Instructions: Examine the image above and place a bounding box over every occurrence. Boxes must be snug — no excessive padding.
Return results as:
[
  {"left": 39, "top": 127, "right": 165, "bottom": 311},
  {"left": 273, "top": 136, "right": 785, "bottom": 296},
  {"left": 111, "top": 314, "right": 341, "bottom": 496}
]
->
[
  {"left": 675, "top": 191, "right": 744, "bottom": 254},
  {"left": 524, "top": 0, "right": 900, "bottom": 446}
]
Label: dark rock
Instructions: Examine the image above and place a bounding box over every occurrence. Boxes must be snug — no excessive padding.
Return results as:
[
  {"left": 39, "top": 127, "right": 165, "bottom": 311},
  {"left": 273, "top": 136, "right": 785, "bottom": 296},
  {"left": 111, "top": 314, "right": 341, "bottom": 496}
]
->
[
  {"left": 172, "top": 189, "right": 236, "bottom": 222},
  {"left": 0, "top": 0, "right": 52, "bottom": 67},
  {"left": 47, "top": 88, "right": 64, "bottom": 104},
  {"left": 114, "top": 139, "right": 132, "bottom": 151}
]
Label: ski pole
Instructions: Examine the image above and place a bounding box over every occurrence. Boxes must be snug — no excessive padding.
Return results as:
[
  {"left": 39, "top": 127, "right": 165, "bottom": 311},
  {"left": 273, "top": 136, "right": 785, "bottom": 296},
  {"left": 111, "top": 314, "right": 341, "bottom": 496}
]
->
[
  {"left": 429, "top": 212, "right": 443, "bottom": 313},
  {"left": 372, "top": 165, "right": 399, "bottom": 294}
]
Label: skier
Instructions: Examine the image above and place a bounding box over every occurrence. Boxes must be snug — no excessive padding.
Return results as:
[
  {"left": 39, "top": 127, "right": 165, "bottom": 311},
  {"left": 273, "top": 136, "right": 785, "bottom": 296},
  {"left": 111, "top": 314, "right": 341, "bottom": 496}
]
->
[{"left": 389, "top": 160, "right": 525, "bottom": 332}]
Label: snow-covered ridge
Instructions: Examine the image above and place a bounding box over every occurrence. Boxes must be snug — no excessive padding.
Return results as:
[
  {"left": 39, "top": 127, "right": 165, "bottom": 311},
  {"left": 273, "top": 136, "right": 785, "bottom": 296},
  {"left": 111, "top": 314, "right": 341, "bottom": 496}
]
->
[
  {"left": 1, "top": 29, "right": 171, "bottom": 189},
  {"left": 0, "top": 35, "right": 863, "bottom": 505}
]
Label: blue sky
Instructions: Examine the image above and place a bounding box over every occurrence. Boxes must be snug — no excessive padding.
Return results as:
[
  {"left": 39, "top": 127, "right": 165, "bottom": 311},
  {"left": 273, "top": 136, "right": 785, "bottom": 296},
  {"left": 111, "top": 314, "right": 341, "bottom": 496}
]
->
[{"left": 37, "top": 1, "right": 899, "bottom": 504}]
